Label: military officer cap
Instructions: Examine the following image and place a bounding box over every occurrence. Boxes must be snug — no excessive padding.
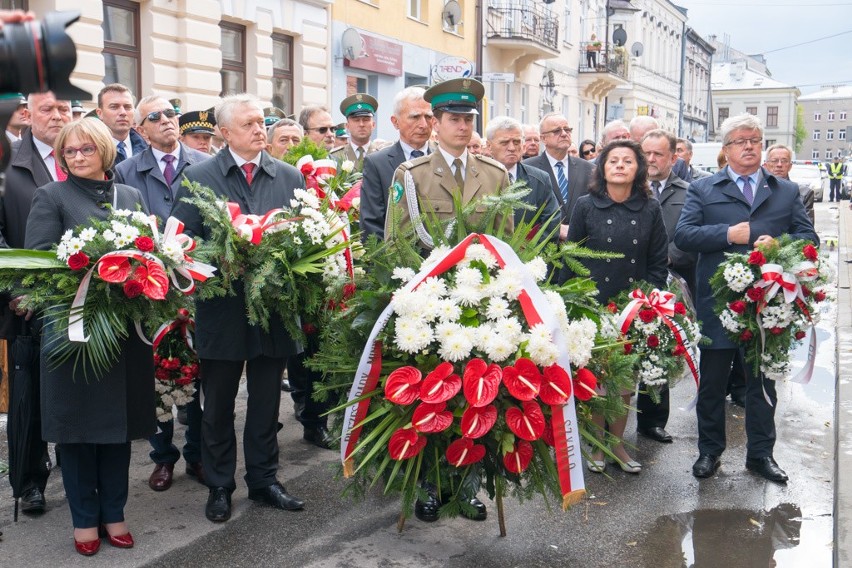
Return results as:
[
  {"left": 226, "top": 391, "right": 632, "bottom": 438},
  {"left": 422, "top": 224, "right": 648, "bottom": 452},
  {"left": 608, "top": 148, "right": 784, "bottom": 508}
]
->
[
  {"left": 340, "top": 93, "right": 378, "bottom": 118},
  {"left": 179, "top": 110, "right": 217, "bottom": 135},
  {"left": 71, "top": 100, "right": 84, "bottom": 113},
  {"left": 84, "top": 108, "right": 99, "bottom": 119},
  {"left": 334, "top": 123, "right": 349, "bottom": 139},
  {"left": 424, "top": 78, "right": 485, "bottom": 115},
  {"left": 169, "top": 98, "right": 183, "bottom": 116},
  {"left": 14, "top": 93, "right": 27, "bottom": 105},
  {"left": 264, "top": 107, "right": 287, "bottom": 127}
]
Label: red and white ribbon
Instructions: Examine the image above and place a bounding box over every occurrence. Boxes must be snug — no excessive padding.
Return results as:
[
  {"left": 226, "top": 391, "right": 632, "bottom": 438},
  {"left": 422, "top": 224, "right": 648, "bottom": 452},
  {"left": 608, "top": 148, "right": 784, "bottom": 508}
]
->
[
  {"left": 157, "top": 216, "right": 216, "bottom": 294},
  {"left": 151, "top": 309, "right": 196, "bottom": 353},
  {"left": 225, "top": 202, "right": 296, "bottom": 245},
  {"left": 341, "top": 234, "right": 585, "bottom": 508}
]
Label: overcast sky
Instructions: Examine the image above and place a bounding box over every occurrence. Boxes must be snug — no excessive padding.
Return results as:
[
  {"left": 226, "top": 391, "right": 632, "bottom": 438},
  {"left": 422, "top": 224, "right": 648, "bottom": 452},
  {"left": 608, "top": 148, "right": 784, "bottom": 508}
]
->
[{"left": 674, "top": 0, "right": 852, "bottom": 94}]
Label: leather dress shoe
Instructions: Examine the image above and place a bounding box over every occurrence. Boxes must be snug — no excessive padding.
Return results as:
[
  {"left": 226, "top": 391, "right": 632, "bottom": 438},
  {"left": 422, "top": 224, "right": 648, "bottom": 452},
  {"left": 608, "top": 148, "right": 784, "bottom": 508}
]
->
[
  {"left": 692, "top": 454, "right": 721, "bottom": 478},
  {"left": 729, "top": 393, "right": 746, "bottom": 408},
  {"left": 248, "top": 481, "right": 305, "bottom": 511},
  {"left": 74, "top": 537, "right": 101, "bottom": 556},
  {"left": 638, "top": 426, "right": 673, "bottom": 443},
  {"left": 746, "top": 457, "right": 788, "bottom": 483},
  {"left": 206, "top": 487, "right": 232, "bottom": 522},
  {"left": 414, "top": 484, "right": 440, "bottom": 523},
  {"left": 20, "top": 487, "right": 46, "bottom": 514},
  {"left": 303, "top": 425, "right": 334, "bottom": 450},
  {"left": 281, "top": 378, "right": 293, "bottom": 392},
  {"left": 148, "top": 463, "right": 175, "bottom": 491},
  {"left": 459, "top": 497, "right": 487, "bottom": 521},
  {"left": 186, "top": 462, "right": 206, "bottom": 485},
  {"left": 99, "top": 525, "right": 134, "bottom": 548}
]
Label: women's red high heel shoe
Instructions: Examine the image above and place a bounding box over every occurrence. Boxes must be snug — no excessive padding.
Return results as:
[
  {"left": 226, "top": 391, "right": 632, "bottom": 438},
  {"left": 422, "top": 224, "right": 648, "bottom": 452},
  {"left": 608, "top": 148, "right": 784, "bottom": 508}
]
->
[
  {"left": 74, "top": 537, "right": 101, "bottom": 556},
  {"left": 99, "top": 525, "right": 135, "bottom": 548}
]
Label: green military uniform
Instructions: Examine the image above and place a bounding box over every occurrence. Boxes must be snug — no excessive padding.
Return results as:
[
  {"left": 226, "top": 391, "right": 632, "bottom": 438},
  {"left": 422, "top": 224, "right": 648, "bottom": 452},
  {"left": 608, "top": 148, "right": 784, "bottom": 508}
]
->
[
  {"left": 329, "top": 93, "right": 378, "bottom": 170},
  {"left": 384, "top": 78, "right": 512, "bottom": 245},
  {"left": 264, "top": 106, "right": 288, "bottom": 128}
]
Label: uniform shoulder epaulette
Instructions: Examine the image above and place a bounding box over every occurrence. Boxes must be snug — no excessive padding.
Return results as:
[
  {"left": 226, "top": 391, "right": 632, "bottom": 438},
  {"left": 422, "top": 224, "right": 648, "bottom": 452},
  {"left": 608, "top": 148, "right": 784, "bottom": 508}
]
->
[
  {"left": 328, "top": 146, "right": 344, "bottom": 156},
  {"left": 473, "top": 154, "right": 507, "bottom": 171},
  {"left": 399, "top": 154, "right": 431, "bottom": 171}
]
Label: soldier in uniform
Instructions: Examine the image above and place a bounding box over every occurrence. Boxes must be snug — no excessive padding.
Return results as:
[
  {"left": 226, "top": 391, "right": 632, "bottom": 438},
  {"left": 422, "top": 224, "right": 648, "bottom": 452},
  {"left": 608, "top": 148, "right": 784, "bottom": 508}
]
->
[
  {"left": 384, "top": 78, "right": 511, "bottom": 247},
  {"left": 264, "top": 106, "right": 287, "bottom": 129},
  {"left": 179, "top": 110, "right": 217, "bottom": 155},
  {"left": 329, "top": 93, "right": 378, "bottom": 167},
  {"left": 333, "top": 123, "right": 348, "bottom": 148}
]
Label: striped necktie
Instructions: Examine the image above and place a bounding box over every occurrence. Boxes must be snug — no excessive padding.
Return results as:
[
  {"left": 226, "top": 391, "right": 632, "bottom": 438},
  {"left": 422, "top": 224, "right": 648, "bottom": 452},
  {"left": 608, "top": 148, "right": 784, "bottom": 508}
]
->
[
  {"left": 555, "top": 161, "right": 569, "bottom": 203},
  {"left": 739, "top": 176, "right": 754, "bottom": 204}
]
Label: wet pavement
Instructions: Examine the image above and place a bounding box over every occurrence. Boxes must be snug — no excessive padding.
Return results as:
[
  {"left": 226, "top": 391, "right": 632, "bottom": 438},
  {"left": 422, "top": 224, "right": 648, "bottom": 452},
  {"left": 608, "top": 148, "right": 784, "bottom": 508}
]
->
[{"left": 0, "top": 201, "right": 843, "bottom": 567}]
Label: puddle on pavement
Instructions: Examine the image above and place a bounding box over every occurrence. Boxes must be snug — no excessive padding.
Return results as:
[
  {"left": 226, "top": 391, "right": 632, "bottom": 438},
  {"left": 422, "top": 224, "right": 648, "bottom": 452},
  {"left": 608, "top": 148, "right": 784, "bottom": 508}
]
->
[{"left": 639, "top": 504, "right": 833, "bottom": 567}]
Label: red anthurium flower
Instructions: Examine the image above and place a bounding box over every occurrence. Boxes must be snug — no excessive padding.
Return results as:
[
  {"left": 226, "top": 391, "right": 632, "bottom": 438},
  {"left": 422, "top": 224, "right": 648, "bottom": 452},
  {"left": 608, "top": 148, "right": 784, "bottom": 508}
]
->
[
  {"left": 503, "top": 440, "right": 534, "bottom": 474},
  {"left": 502, "top": 358, "right": 541, "bottom": 401},
  {"left": 802, "top": 244, "right": 818, "bottom": 261},
  {"left": 384, "top": 366, "right": 422, "bottom": 405},
  {"left": 446, "top": 438, "right": 486, "bottom": 468},
  {"left": 505, "top": 401, "right": 546, "bottom": 441},
  {"left": 463, "top": 359, "right": 501, "bottom": 407},
  {"left": 572, "top": 368, "right": 597, "bottom": 402},
  {"left": 133, "top": 260, "right": 169, "bottom": 300},
  {"left": 540, "top": 364, "right": 572, "bottom": 405},
  {"left": 460, "top": 404, "right": 497, "bottom": 439},
  {"left": 541, "top": 418, "right": 556, "bottom": 447},
  {"left": 98, "top": 256, "right": 132, "bottom": 283},
  {"left": 420, "top": 362, "right": 462, "bottom": 404},
  {"left": 388, "top": 428, "right": 426, "bottom": 460},
  {"left": 411, "top": 402, "right": 453, "bottom": 433}
]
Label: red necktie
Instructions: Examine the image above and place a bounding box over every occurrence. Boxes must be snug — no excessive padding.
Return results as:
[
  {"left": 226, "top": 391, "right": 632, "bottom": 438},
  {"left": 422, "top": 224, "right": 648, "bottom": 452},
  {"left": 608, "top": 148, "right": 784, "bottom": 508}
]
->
[
  {"left": 50, "top": 150, "right": 67, "bottom": 182},
  {"left": 241, "top": 163, "right": 256, "bottom": 186}
]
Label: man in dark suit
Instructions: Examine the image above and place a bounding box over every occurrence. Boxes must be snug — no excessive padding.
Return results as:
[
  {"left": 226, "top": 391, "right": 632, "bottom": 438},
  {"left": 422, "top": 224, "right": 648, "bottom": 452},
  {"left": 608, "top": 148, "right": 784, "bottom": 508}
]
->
[
  {"left": 0, "top": 91, "right": 72, "bottom": 515},
  {"left": 171, "top": 94, "right": 306, "bottom": 522},
  {"left": 485, "top": 116, "right": 560, "bottom": 240},
  {"left": 637, "top": 129, "right": 695, "bottom": 445},
  {"left": 96, "top": 83, "right": 147, "bottom": 164},
  {"left": 522, "top": 112, "right": 593, "bottom": 243},
  {"left": 360, "top": 86, "right": 433, "bottom": 240},
  {"left": 115, "top": 95, "right": 210, "bottom": 492},
  {"left": 675, "top": 114, "right": 817, "bottom": 484}
]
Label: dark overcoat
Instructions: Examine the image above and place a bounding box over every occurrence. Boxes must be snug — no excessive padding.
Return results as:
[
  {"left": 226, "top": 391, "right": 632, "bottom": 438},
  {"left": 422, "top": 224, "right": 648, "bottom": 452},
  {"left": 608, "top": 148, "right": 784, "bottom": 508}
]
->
[
  {"left": 522, "top": 153, "right": 593, "bottom": 223},
  {"left": 170, "top": 149, "right": 306, "bottom": 362},
  {"left": 674, "top": 167, "right": 818, "bottom": 350},
  {"left": 514, "top": 162, "right": 561, "bottom": 241},
  {"left": 25, "top": 174, "right": 156, "bottom": 444},
  {"left": 360, "top": 141, "right": 406, "bottom": 240}
]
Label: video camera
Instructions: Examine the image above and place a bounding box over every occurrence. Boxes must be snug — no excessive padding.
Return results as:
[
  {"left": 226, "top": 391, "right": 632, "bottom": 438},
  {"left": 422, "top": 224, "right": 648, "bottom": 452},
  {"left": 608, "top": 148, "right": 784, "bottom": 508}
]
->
[{"left": 0, "top": 11, "right": 90, "bottom": 171}]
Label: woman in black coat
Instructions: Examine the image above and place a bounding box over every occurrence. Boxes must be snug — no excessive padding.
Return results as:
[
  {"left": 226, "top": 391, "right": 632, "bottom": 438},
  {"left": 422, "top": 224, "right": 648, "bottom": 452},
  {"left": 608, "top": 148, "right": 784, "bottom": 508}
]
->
[
  {"left": 24, "top": 118, "right": 154, "bottom": 556},
  {"left": 566, "top": 139, "right": 668, "bottom": 475}
]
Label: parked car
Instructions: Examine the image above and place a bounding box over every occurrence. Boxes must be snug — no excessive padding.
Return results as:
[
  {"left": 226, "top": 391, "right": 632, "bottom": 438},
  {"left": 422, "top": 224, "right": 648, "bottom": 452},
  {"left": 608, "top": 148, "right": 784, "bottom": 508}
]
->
[{"left": 789, "top": 163, "right": 826, "bottom": 202}]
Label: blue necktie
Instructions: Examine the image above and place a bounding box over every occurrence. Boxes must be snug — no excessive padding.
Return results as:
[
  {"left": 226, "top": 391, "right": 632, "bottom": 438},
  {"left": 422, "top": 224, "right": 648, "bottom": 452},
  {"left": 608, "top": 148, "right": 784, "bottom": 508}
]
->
[
  {"left": 116, "top": 141, "right": 127, "bottom": 164},
  {"left": 739, "top": 176, "right": 754, "bottom": 205},
  {"left": 555, "top": 161, "right": 570, "bottom": 203},
  {"left": 410, "top": 149, "right": 424, "bottom": 159}
]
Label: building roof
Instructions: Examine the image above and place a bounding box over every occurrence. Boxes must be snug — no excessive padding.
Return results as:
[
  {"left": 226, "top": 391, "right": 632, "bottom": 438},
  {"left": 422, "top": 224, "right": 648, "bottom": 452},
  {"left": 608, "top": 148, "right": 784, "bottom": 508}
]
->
[
  {"left": 798, "top": 85, "right": 852, "bottom": 102},
  {"left": 711, "top": 60, "right": 796, "bottom": 92}
]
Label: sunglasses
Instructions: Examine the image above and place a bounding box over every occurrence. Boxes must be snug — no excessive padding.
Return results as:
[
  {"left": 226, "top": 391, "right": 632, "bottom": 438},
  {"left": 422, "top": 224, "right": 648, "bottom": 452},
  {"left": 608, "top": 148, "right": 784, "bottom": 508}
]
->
[
  {"left": 61, "top": 144, "right": 98, "bottom": 159},
  {"left": 582, "top": 148, "right": 597, "bottom": 156},
  {"left": 141, "top": 108, "right": 177, "bottom": 125},
  {"left": 306, "top": 126, "right": 334, "bottom": 134}
]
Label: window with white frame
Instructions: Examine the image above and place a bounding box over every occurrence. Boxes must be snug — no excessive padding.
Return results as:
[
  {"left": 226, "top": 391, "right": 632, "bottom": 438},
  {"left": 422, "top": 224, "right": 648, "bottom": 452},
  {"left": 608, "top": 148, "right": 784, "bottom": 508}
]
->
[
  {"left": 812, "top": 149, "right": 820, "bottom": 159},
  {"left": 814, "top": 112, "right": 821, "bottom": 121},
  {"left": 408, "top": 0, "right": 421, "bottom": 20},
  {"left": 841, "top": 111, "right": 848, "bottom": 121},
  {"left": 488, "top": 82, "right": 496, "bottom": 123},
  {"left": 504, "top": 83, "right": 512, "bottom": 115},
  {"left": 828, "top": 110, "right": 835, "bottom": 121},
  {"left": 813, "top": 130, "right": 821, "bottom": 140},
  {"left": 520, "top": 85, "right": 527, "bottom": 125},
  {"left": 826, "top": 149, "right": 833, "bottom": 159},
  {"left": 841, "top": 129, "right": 847, "bottom": 141},
  {"left": 563, "top": 5, "right": 572, "bottom": 45},
  {"left": 828, "top": 130, "right": 835, "bottom": 140}
]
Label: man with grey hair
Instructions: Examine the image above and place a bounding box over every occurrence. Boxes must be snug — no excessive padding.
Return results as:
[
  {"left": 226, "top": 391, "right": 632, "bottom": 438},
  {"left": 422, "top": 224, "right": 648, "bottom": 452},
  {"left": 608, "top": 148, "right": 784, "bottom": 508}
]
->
[
  {"left": 485, "top": 116, "right": 560, "bottom": 240},
  {"left": 601, "top": 119, "right": 631, "bottom": 146},
  {"left": 298, "top": 105, "right": 335, "bottom": 150},
  {"left": 172, "top": 94, "right": 307, "bottom": 522},
  {"left": 267, "top": 118, "right": 303, "bottom": 160},
  {"left": 361, "top": 86, "right": 433, "bottom": 239},
  {"left": 522, "top": 123, "right": 541, "bottom": 158},
  {"left": 675, "top": 138, "right": 711, "bottom": 182},
  {"left": 764, "top": 143, "right": 814, "bottom": 223},
  {"left": 675, "top": 114, "right": 817, "bottom": 484},
  {"left": 628, "top": 115, "right": 659, "bottom": 142}
]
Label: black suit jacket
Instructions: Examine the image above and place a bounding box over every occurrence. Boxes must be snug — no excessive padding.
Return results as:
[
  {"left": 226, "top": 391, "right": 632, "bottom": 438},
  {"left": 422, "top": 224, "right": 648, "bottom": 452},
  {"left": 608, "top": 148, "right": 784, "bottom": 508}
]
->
[
  {"left": 115, "top": 143, "right": 210, "bottom": 221},
  {"left": 1, "top": 128, "right": 53, "bottom": 248},
  {"left": 360, "top": 141, "right": 406, "bottom": 240},
  {"left": 171, "top": 149, "right": 306, "bottom": 361},
  {"left": 113, "top": 128, "right": 148, "bottom": 166},
  {"left": 522, "top": 152, "right": 593, "bottom": 223},
  {"left": 514, "top": 162, "right": 561, "bottom": 241}
]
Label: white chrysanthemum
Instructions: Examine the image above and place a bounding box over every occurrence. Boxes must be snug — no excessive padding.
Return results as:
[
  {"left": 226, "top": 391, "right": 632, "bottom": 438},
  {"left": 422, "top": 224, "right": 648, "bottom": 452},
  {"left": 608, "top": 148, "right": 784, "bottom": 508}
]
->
[
  {"left": 563, "top": 318, "right": 596, "bottom": 368},
  {"left": 599, "top": 314, "right": 620, "bottom": 339},
  {"left": 723, "top": 263, "right": 755, "bottom": 292},
  {"left": 526, "top": 257, "right": 548, "bottom": 282},
  {"left": 455, "top": 267, "right": 483, "bottom": 288},
  {"left": 422, "top": 246, "right": 452, "bottom": 269},
  {"left": 439, "top": 332, "right": 474, "bottom": 362},
  {"left": 293, "top": 188, "right": 321, "bottom": 210},
  {"left": 434, "top": 321, "right": 462, "bottom": 343},
  {"left": 61, "top": 229, "right": 74, "bottom": 242},
  {"left": 719, "top": 309, "right": 744, "bottom": 333},
  {"left": 450, "top": 285, "right": 483, "bottom": 307},
  {"left": 527, "top": 338, "right": 559, "bottom": 367},
  {"left": 79, "top": 227, "right": 97, "bottom": 242},
  {"left": 528, "top": 323, "right": 552, "bottom": 344},
  {"left": 392, "top": 266, "right": 416, "bottom": 282},
  {"left": 464, "top": 243, "right": 498, "bottom": 268},
  {"left": 419, "top": 276, "right": 448, "bottom": 297},
  {"left": 391, "top": 289, "right": 418, "bottom": 317},
  {"left": 112, "top": 209, "right": 132, "bottom": 218},
  {"left": 161, "top": 241, "right": 185, "bottom": 264},
  {"left": 394, "top": 321, "right": 434, "bottom": 353},
  {"left": 56, "top": 243, "right": 69, "bottom": 261},
  {"left": 493, "top": 317, "right": 523, "bottom": 343},
  {"left": 67, "top": 237, "right": 86, "bottom": 253},
  {"left": 435, "top": 299, "right": 462, "bottom": 322},
  {"left": 485, "top": 298, "right": 511, "bottom": 320},
  {"left": 634, "top": 317, "right": 660, "bottom": 334},
  {"left": 494, "top": 267, "right": 523, "bottom": 299},
  {"left": 483, "top": 334, "right": 516, "bottom": 363},
  {"left": 132, "top": 211, "right": 151, "bottom": 224}
]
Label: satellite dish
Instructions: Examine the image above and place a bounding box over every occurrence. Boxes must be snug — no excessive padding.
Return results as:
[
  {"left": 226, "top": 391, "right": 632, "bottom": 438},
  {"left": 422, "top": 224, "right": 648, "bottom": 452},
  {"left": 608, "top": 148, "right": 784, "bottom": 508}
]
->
[
  {"left": 341, "top": 28, "right": 366, "bottom": 61},
  {"left": 631, "top": 42, "right": 644, "bottom": 57},
  {"left": 443, "top": 0, "right": 462, "bottom": 27},
  {"left": 612, "top": 28, "right": 627, "bottom": 47}
]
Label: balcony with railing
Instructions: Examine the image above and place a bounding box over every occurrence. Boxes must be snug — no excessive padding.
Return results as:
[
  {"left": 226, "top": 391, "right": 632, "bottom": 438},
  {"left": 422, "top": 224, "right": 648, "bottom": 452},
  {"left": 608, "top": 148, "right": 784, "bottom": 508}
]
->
[
  {"left": 486, "top": 1, "right": 560, "bottom": 70},
  {"left": 578, "top": 41, "right": 630, "bottom": 101}
]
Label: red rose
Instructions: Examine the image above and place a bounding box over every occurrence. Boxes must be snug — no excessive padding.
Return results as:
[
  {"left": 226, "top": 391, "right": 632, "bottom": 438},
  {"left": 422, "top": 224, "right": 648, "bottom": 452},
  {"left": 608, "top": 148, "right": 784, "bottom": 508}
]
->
[
  {"left": 746, "top": 287, "right": 765, "bottom": 302},
  {"left": 123, "top": 280, "right": 144, "bottom": 298},
  {"left": 135, "top": 236, "right": 155, "bottom": 252},
  {"left": 68, "top": 251, "right": 90, "bottom": 271},
  {"left": 623, "top": 342, "right": 633, "bottom": 354},
  {"left": 801, "top": 285, "right": 811, "bottom": 297},
  {"left": 739, "top": 330, "right": 754, "bottom": 341},
  {"left": 646, "top": 335, "right": 660, "bottom": 348},
  {"left": 300, "top": 163, "right": 314, "bottom": 176},
  {"left": 155, "top": 367, "right": 170, "bottom": 380},
  {"left": 674, "top": 302, "right": 686, "bottom": 315},
  {"left": 802, "top": 244, "right": 818, "bottom": 261},
  {"left": 607, "top": 302, "right": 618, "bottom": 314},
  {"left": 794, "top": 331, "right": 806, "bottom": 340},
  {"left": 748, "top": 251, "right": 766, "bottom": 266},
  {"left": 342, "top": 282, "right": 357, "bottom": 300},
  {"left": 770, "top": 327, "right": 783, "bottom": 335},
  {"left": 302, "top": 322, "right": 317, "bottom": 335},
  {"left": 180, "top": 365, "right": 195, "bottom": 375},
  {"left": 672, "top": 344, "right": 686, "bottom": 356},
  {"left": 638, "top": 309, "right": 657, "bottom": 323},
  {"left": 814, "top": 290, "right": 826, "bottom": 302},
  {"left": 729, "top": 300, "right": 747, "bottom": 315},
  {"left": 175, "top": 375, "right": 193, "bottom": 386}
]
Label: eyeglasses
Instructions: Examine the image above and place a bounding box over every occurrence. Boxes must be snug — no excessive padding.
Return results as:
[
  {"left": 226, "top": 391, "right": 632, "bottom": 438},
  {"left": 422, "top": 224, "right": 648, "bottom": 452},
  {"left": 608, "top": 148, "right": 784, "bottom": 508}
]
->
[
  {"left": 306, "top": 126, "right": 334, "bottom": 134},
  {"left": 140, "top": 108, "right": 177, "bottom": 125},
  {"left": 582, "top": 148, "right": 597, "bottom": 156},
  {"left": 766, "top": 159, "right": 791, "bottom": 165},
  {"left": 543, "top": 126, "right": 573, "bottom": 136},
  {"left": 725, "top": 137, "right": 762, "bottom": 147},
  {"left": 61, "top": 144, "right": 98, "bottom": 159}
]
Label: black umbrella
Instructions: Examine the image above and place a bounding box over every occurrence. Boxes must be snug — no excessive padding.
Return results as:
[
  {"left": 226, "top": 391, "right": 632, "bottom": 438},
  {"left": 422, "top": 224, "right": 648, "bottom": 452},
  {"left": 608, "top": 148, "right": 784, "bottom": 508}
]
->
[{"left": 7, "top": 317, "right": 48, "bottom": 521}]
